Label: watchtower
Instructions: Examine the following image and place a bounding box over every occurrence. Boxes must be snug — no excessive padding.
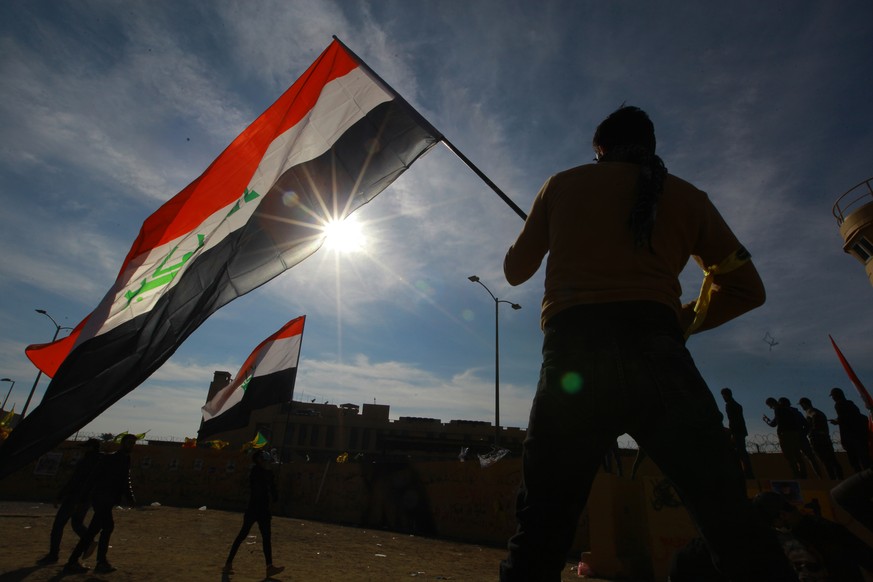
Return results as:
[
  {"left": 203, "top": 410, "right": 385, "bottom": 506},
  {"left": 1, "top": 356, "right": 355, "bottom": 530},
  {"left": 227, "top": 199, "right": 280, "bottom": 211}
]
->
[{"left": 833, "top": 177, "right": 873, "bottom": 288}]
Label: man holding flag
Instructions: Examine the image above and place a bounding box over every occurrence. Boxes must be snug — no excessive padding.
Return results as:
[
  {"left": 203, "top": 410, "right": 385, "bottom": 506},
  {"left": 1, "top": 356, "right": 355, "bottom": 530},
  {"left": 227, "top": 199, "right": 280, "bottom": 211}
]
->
[{"left": 500, "top": 105, "right": 795, "bottom": 581}]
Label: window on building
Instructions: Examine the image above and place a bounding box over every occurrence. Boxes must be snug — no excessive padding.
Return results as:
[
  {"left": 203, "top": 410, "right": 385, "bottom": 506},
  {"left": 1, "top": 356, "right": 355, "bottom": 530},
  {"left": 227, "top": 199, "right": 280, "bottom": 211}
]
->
[
  {"left": 854, "top": 236, "right": 873, "bottom": 262},
  {"left": 310, "top": 425, "right": 320, "bottom": 447},
  {"left": 298, "top": 426, "right": 308, "bottom": 446},
  {"left": 325, "top": 426, "right": 335, "bottom": 448},
  {"left": 349, "top": 427, "right": 359, "bottom": 450},
  {"left": 362, "top": 428, "right": 372, "bottom": 450}
]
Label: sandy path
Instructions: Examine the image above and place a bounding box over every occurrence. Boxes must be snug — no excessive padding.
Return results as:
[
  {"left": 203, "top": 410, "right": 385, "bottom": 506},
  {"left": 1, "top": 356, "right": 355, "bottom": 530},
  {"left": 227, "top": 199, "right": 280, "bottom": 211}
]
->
[{"left": 0, "top": 502, "right": 606, "bottom": 581}]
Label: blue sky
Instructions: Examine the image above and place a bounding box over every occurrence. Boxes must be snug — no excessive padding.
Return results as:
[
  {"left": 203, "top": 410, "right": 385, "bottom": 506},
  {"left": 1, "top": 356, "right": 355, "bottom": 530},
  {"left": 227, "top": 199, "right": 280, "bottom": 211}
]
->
[{"left": 1, "top": 1, "right": 871, "bottom": 443}]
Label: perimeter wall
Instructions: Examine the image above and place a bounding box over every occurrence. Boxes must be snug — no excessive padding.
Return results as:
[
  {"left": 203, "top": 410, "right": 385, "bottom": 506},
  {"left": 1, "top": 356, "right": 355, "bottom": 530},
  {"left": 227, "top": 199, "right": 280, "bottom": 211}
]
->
[{"left": 0, "top": 442, "right": 865, "bottom": 580}]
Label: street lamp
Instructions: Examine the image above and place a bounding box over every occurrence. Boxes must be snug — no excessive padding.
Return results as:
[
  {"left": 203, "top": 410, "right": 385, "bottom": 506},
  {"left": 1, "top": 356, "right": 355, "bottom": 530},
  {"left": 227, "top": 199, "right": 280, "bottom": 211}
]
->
[
  {"left": 0, "top": 378, "right": 14, "bottom": 411},
  {"left": 468, "top": 275, "right": 521, "bottom": 447},
  {"left": 22, "top": 309, "right": 73, "bottom": 418}
]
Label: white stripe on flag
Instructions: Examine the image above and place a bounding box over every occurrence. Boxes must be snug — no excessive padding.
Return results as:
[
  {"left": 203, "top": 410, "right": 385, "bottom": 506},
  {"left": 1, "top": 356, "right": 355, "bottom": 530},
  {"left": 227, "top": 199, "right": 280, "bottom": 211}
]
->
[
  {"left": 93, "top": 67, "right": 391, "bottom": 339},
  {"left": 251, "top": 335, "right": 302, "bottom": 378}
]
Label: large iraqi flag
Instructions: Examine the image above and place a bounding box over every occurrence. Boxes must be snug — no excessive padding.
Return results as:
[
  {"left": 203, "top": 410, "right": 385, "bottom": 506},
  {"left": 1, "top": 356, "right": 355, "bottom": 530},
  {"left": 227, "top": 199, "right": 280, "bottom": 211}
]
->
[
  {"left": 0, "top": 39, "right": 440, "bottom": 478},
  {"left": 199, "top": 316, "right": 305, "bottom": 439}
]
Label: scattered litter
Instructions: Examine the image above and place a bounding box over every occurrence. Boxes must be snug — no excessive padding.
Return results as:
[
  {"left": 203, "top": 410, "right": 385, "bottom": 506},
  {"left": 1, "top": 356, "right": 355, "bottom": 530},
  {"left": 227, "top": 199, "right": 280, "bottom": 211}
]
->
[
  {"left": 24, "top": 526, "right": 31, "bottom": 529},
  {"left": 409, "top": 572, "right": 426, "bottom": 577},
  {"left": 198, "top": 506, "right": 207, "bottom": 511},
  {"left": 374, "top": 553, "right": 387, "bottom": 558},
  {"left": 478, "top": 446, "right": 510, "bottom": 468},
  {"left": 150, "top": 502, "right": 161, "bottom": 507}
]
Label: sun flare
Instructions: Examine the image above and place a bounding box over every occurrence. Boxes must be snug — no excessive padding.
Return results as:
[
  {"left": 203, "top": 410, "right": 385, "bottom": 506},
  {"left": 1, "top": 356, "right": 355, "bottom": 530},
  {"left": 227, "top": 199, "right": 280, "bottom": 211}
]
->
[{"left": 323, "top": 217, "right": 366, "bottom": 253}]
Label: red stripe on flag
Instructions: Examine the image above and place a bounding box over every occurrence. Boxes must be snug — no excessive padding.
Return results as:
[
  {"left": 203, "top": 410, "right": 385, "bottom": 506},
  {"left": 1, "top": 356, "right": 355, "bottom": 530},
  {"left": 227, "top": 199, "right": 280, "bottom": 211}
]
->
[
  {"left": 26, "top": 322, "right": 84, "bottom": 378},
  {"left": 235, "top": 316, "right": 305, "bottom": 380},
  {"left": 26, "top": 42, "right": 354, "bottom": 377},
  {"left": 123, "top": 43, "right": 357, "bottom": 267}
]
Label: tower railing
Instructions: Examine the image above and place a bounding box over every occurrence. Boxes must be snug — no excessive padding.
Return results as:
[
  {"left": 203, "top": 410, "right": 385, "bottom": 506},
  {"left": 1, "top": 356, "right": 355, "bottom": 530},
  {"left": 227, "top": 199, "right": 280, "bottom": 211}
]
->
[{"left": 833, "top": 177, "right": 873, "bottom": 225}]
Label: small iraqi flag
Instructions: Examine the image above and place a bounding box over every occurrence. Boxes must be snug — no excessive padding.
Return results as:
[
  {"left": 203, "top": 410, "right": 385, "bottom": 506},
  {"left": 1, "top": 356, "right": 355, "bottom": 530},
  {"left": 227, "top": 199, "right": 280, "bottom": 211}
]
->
[{"left": 199, "top": 316, "right": 305, "bottom": 439}]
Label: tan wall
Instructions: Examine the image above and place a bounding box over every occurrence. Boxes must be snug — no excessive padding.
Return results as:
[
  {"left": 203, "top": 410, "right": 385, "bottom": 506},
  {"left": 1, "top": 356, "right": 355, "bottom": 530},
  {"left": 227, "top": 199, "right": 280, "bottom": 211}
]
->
[
  {"left": 0, "top": 442, "right": 531, "bottom": 547},
  {"left": 1, "top": 442, "right": 864, "bottom": 580}
]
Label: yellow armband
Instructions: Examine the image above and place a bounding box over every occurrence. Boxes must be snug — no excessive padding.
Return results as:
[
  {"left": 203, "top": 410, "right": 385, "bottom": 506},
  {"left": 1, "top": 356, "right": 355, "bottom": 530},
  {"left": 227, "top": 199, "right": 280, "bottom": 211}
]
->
[{"left": 684, "top": 247, "right": 751, "bottom": 339}]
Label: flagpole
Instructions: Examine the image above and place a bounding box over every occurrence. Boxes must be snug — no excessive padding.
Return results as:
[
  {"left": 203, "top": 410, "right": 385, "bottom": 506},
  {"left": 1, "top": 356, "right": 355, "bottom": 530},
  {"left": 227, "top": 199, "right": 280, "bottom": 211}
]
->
[
  {"left": 438, "top": 140, "right": 527, "bottom": 220},
  {"left": 332, "top": 36, "right": 527, "bottom": 222},
  {"left": 280, "top": 316, "right": 306, "bottom": 462}
]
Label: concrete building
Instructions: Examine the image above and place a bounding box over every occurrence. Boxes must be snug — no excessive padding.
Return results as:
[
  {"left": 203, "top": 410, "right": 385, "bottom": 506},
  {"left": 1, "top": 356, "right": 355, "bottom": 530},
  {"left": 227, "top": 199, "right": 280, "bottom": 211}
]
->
[{"left": 198, "top": 371, "right": 525, "bottom": 463}]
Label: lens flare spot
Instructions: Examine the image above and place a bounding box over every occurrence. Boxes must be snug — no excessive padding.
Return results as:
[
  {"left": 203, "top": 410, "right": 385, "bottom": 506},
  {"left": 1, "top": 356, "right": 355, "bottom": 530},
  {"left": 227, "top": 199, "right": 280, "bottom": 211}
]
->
[
  {"left": 461, "top": 309, "right": 475, "bottom": 322},
  {"left": 282, "top": 191, "right": 300, "bottom": 207},
  {"left": 561, "top": 372, "right": 583, "bottom": 394}
]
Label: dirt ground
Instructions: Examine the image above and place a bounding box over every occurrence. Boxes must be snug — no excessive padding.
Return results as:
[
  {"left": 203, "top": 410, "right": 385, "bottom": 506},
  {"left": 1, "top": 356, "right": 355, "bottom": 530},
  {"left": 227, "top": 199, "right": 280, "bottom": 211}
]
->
[{"left": 0, "top": 501, "right": 610, "bottom": 582}]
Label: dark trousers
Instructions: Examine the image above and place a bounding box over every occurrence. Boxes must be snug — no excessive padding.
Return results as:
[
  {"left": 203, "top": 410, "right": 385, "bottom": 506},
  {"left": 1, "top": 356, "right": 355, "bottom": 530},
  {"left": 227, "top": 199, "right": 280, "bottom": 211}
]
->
[
  {"left": 499, "top": 302, "right": 797, "bottom": 582},
  {"left": 811, "top": 434, "right": 844, "bottom": 480},
  {"left": 226, "top": 508, "right": 272, "bottom": 565},
  {"left": 730, "top": 433, "right": 755, "bottom": 479},
  {"left": 778, "top": 431, "right": 807, "bottom": 478},
  {"left": 844, "top": 437, "right": 873, "bottom": 473},
  {"left": 69, "top": 500, "right": 114, "bottom": 564},
  {"left": 48, "top": 499, "right": 89, "bottom": 557},
  {"left": 798, "top": 434, "right": 822, "bottom": 477}
]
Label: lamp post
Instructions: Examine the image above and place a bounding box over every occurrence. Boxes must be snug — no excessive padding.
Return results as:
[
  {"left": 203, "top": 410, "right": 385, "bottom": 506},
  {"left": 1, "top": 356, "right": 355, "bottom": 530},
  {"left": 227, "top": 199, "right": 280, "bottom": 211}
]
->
[
  {"left": 0, "top": 378, "right": 14, "bottom": 411},
  {"left": 22, "top": 309, "right": 73, "bottom": 418},
  {"left": 468, "top": 276, "right": 521, "bottom": 447}
]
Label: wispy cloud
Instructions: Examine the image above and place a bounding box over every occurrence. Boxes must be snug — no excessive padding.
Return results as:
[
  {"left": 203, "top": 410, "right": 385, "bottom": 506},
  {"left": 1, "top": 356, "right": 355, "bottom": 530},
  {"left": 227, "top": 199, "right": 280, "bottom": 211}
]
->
[{"left": 1, "top": 0, "right": 871, "bottom": 443}]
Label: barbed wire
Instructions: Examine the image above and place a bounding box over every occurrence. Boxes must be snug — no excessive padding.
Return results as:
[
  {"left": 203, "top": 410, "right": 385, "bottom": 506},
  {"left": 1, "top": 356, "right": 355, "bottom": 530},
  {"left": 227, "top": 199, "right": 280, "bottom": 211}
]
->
[
  {"left": 618, "top": 432, "right": 846, "bottom": 454},
  {"left": 68, "top": 431, "right": 185, "bottom": 443},
  {"left": 65, "top": 430, "right": 847, "bottom": 453},
  {"left": 748, "top": 432, "right": 846, "bottom": 454}
]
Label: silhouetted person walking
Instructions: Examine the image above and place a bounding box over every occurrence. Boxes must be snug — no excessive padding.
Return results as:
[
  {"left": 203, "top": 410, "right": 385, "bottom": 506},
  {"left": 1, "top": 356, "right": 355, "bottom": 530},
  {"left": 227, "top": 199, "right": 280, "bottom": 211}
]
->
[
  {"left": 223, "top": 451, "right": 284, "bottom": 579},
  {"left": 37, "top": 438, "right": 101, "bottom": 565},
  {"left": 765, "top": 397, "right": 807, "bottom": 479},
  {"left": 799, "top": 397, "right": 843, "bottom": 480},
  {"left": 64, "top": 434, "right": 137, "bottom": 574},
  {"left": 829, "top": 387, "right": 872, "bottom": 473},
  {"left": 781, "top": 397, "right": 822, "bottom": 478},
  {"left": 721, "top": 388, "right": 754, "bottom": 479},
  {"left": 500, "top": 105, "right": 796, "bottom": 581}
]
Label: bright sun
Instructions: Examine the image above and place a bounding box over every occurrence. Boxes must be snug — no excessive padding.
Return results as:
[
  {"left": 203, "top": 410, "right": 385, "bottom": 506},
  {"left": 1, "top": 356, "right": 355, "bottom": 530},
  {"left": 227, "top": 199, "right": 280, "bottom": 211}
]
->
[{"left": 323, "top": 217, "right": 366, "bottom": 253}]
